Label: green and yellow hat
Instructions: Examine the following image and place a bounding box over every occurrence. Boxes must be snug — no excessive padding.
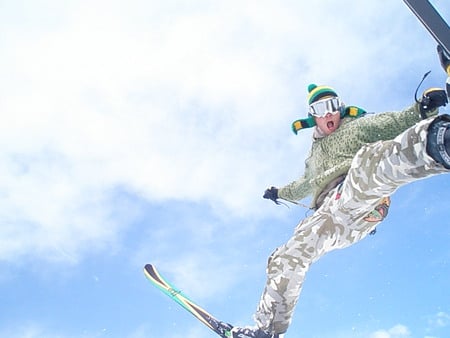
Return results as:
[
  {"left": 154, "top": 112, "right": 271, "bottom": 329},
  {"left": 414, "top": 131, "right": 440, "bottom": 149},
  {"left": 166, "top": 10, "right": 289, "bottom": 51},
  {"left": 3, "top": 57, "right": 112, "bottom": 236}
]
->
[{"left": 307, "top": 84, "right": 339, "bottom": 105}]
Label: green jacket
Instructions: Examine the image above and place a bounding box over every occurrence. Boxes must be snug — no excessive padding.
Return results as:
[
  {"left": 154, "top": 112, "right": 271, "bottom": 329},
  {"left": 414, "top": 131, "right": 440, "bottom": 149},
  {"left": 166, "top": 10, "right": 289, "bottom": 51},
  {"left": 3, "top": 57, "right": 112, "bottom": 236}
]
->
[{"left": 278, "top": 103, "right": 438, "bottom": 208}]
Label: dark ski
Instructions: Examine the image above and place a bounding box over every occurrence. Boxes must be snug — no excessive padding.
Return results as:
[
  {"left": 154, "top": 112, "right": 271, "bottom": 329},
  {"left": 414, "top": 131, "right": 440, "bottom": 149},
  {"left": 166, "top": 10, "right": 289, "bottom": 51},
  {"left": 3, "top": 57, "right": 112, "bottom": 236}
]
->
[
  {"left": 143, "top": 264, "right": 233, "bottom": 337},
  {"left": 403, "top": 0, "right": 450, "bottom": 55}
]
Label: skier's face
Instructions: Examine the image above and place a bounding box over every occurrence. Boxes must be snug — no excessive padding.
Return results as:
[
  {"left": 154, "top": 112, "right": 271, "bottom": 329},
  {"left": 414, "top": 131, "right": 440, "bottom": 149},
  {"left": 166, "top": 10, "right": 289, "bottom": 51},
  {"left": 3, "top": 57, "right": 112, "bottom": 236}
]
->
[{"left": 314, "top": 112, "right": 341, "bottom": 135}]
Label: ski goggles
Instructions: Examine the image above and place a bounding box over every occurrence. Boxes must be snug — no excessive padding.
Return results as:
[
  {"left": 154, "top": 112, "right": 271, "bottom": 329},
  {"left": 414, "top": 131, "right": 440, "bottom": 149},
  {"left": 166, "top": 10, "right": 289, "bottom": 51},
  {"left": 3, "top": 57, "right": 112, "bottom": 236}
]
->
[{"left": 309, "top": 97, "right": 343, "bottom": 117}]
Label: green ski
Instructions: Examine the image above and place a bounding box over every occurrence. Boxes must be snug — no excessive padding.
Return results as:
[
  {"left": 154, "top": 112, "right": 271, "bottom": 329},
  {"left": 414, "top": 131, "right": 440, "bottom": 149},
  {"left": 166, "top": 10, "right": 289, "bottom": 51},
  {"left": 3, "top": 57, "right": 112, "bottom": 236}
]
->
[{"left": 143, "top": 263, "right": 234, "bottom": 337}]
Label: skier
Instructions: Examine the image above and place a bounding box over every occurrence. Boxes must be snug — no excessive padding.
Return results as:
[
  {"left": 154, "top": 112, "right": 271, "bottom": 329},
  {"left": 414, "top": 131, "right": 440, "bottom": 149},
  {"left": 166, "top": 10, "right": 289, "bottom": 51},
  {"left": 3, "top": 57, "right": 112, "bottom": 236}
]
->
[{"left": 230, "top": 47, "right": 450, "bottom": 338}]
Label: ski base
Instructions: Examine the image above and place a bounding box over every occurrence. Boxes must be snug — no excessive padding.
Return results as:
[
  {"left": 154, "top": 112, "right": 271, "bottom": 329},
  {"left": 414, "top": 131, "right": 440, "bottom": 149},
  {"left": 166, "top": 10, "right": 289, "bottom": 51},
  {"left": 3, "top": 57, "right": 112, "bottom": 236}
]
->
[
  {"left": 144, "top": 263, "right": 234, "bottom": 337},
  {"left": 403, "top": 0, "right": 450, "bottom": 55}
]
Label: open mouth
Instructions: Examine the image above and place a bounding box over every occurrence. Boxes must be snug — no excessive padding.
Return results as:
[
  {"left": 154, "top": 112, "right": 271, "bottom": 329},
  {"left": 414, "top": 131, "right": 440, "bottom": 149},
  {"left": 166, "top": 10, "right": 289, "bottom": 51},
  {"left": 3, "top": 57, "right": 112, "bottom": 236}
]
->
[{"left": 327, "top": 121, "right": 335, "bottom": 129}]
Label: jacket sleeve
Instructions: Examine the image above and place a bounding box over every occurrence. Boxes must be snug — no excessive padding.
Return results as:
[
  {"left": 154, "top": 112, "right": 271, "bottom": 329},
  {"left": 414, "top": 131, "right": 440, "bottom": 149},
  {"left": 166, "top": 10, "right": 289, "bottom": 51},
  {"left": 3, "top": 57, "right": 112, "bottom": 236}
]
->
[
  {"left": 277, "top": 154, "right": 314, "bottom": 202},
  {"left": 360, "top": 103, "right": 438, "bottom": 141}
]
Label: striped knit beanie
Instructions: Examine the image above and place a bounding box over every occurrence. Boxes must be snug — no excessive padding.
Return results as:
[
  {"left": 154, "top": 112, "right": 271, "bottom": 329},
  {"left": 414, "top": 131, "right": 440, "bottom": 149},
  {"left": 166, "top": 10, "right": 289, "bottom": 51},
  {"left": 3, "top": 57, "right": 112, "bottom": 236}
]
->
[{"left": 307, "top": 84, "right": 338, "bottom": 105}]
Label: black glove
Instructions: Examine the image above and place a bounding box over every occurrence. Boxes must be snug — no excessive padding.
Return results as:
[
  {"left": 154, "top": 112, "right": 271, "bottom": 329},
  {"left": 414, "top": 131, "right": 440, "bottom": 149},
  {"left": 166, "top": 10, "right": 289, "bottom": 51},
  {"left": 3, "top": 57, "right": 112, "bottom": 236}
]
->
[
  {"left": 419, "top": 88, "right": 448, "bottom": 118},
  {"left": 263, "top": 186, "right": 279, "bottom": 204},
  {"left": 437, "top": 45, "right": 450, "bottom": 76}
]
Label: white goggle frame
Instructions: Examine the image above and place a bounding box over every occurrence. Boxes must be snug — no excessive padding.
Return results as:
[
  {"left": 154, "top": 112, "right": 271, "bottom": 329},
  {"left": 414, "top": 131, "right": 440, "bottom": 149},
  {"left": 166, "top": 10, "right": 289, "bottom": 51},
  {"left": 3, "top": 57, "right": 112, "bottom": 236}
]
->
[{"left": 309, "top": 97, "right": 344, "bottom": 117}]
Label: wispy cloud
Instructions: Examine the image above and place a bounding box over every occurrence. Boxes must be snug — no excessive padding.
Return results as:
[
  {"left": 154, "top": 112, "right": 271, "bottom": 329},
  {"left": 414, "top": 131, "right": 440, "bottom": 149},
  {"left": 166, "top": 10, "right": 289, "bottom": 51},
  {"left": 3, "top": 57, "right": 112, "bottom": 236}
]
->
[
  {"left": 0, "top": 0, "right": 444, "bottom": 267},
  {"left": 369, "top": 324, "right": 411, "bottom": 338},
  {"left": 427, "top": 311, "right": 450, "bottom": 330}
]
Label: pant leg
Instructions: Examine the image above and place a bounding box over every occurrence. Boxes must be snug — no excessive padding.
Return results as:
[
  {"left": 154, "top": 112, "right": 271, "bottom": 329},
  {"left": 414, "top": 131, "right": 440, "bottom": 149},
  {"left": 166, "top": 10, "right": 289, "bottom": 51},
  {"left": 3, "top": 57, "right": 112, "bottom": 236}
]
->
[
  {"left": 337, "top": 117, "right": 448, "bottom": 221},
  {"left": 254, "top": 117, "right": 449, "bottom": 334}
]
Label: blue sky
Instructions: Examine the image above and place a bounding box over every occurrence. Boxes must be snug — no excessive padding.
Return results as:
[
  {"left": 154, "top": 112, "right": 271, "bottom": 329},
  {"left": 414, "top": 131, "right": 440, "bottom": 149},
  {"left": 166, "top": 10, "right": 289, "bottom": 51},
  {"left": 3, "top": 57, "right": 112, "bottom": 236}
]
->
[{"left": 1, "top": 1, "right": 450, "bottom": 338}]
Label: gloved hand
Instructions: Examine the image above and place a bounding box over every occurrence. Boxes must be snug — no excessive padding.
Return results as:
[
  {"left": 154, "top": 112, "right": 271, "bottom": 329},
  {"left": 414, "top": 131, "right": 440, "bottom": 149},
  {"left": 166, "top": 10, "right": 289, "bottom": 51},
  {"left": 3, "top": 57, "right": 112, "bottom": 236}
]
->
[
  {"left": 420, "top": 87, "right": 448, "bottom": 118},
  {"left": 437, "top": 45, "right": 450, "bottom": 76},
  {"left": 263, "top": 186, "right": 279, "bottom": 204}
]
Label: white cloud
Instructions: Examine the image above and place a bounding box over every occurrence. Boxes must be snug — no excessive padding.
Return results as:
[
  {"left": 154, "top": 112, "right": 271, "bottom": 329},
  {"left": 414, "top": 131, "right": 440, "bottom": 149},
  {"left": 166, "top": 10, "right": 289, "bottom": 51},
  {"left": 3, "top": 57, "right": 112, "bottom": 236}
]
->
[
  {"left": 2, "top": 324, "right": 112, "bottom": 338},
  {"left": 0, "top": 325, "right": 54, "bottom": 338},
  {"left": 370, "top": 324, "right": 411, "bottom": 338},
  {"left": 0, "top": 0, "right": 441, "bottom": 264},
  {"left": 427, "top": 311, "right": 450, "bottom": 329}
]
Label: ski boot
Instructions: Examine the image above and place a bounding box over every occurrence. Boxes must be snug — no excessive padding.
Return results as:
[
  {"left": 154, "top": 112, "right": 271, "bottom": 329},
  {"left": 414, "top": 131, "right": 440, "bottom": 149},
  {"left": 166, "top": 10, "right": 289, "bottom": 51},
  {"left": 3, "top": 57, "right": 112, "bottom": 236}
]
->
[
  {"left": 427, "top": 114, "right": 450, "bottom": 169},
  {"left": 229, "top": 326, "right": 283, "bottom": 338}
]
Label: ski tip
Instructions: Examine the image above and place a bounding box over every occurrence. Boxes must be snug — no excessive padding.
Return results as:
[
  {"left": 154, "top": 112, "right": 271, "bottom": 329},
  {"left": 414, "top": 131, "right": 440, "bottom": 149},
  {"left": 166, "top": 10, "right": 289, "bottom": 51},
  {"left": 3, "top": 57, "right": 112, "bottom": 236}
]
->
[
  {"left": 143, "top": 264, "right": 158, "bottom": 282},
  {"left": 143, "top": 263, "right": 155, "bottom": 273}
]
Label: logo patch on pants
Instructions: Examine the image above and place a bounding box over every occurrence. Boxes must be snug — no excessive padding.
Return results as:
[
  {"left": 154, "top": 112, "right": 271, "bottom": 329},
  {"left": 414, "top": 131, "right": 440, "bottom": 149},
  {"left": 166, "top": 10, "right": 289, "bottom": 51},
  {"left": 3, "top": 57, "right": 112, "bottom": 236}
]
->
[{"left": 364, "top": 197, "right": 391, "bottom": 222}]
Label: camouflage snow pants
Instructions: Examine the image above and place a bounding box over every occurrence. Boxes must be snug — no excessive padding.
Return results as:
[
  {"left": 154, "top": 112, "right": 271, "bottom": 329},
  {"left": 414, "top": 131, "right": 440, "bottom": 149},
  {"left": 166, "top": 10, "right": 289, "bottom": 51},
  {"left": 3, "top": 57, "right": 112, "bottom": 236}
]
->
[{"left": 254, "top": 117, "right": 449, "bottom": 334}]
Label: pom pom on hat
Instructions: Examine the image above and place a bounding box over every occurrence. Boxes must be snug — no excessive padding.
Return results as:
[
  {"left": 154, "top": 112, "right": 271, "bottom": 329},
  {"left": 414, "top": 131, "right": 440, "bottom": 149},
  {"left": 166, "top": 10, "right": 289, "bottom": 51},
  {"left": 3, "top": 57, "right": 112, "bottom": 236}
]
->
[{"left": 307, "top": 84, "right": 338, "bottom": 105}]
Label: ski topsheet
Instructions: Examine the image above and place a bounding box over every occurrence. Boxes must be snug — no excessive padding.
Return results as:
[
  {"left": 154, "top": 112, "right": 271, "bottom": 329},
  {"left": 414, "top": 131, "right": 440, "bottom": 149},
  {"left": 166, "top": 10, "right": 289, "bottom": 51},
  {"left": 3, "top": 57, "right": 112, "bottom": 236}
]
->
[
  {"left": 143, "top": 264, "right": 233, "bottom": 337},
  {"left": 403, "top": 0, "right": 450, "bottom": 55}
]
